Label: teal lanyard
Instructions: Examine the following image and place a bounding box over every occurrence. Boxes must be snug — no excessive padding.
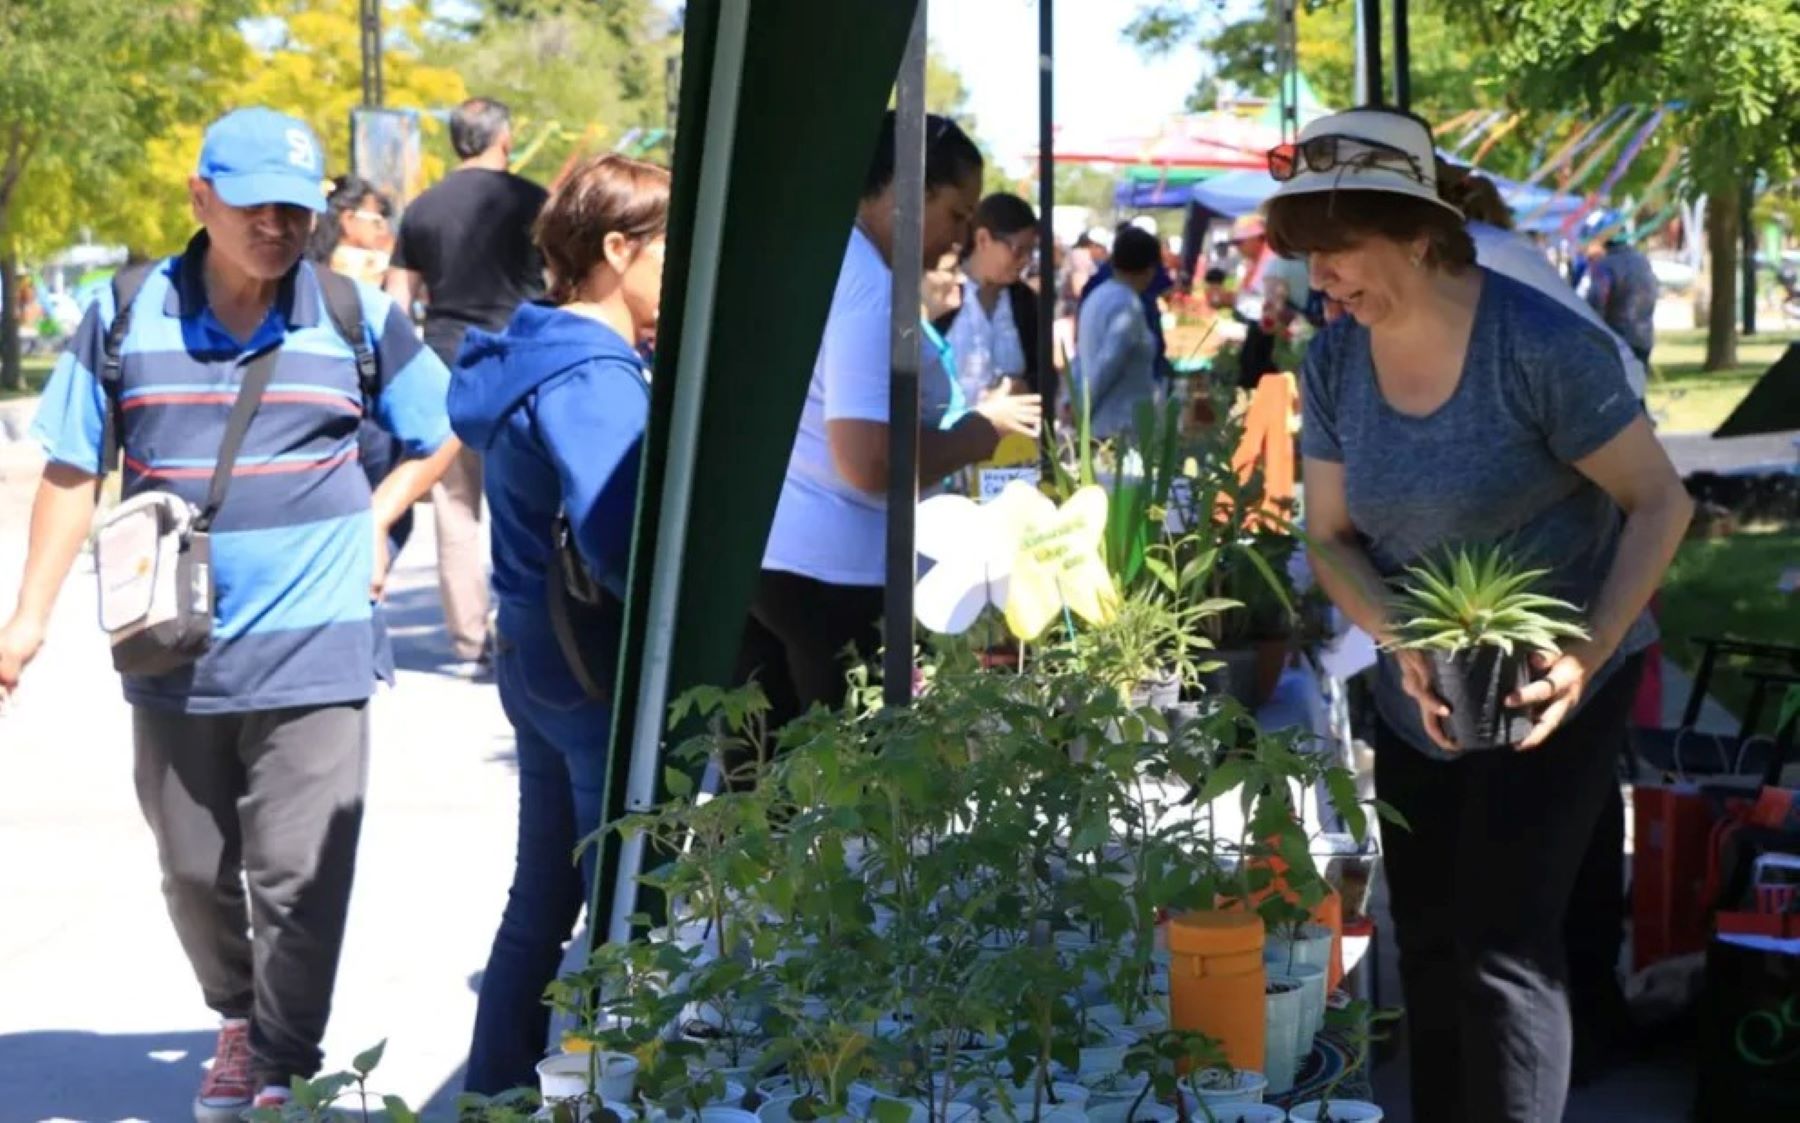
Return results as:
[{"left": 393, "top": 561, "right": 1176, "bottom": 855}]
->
[{"left": 920, "top": 317, "right": 966, "bottom": 429}]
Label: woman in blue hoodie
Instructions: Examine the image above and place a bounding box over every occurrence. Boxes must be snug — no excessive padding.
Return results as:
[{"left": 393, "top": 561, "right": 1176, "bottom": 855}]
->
[{"left": 447, "top": 153, "right": 670, "bottom": 1095}]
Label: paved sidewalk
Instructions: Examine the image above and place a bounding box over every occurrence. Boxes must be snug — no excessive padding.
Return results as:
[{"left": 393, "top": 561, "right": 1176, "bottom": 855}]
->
[{"left": 0, "top": 465, "right": 523, "bottom": 1122}]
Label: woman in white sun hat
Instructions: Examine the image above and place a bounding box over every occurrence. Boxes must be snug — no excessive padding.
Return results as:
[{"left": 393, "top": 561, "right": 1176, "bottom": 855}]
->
[{"left": 1264, "top": 106, "right": 1693, "bottom": 1123}]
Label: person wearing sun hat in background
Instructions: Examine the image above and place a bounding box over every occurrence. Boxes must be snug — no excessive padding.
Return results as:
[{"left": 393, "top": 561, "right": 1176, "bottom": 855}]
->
[
  {"left": 0, "top": 107, "right": 459, "bottom": 1117},
  {"left": 1265, "top": 106, "right": 1693, "bottom": 1123},
  {"left": 1229, "top": 212, "right": 1312, "bottom": 389}
]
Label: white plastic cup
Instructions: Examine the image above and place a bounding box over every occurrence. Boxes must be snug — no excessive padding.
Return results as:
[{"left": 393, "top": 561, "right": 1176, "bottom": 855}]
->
[{"left": 1287, "top": 1100, "right": 1383, "bottom": 1122}]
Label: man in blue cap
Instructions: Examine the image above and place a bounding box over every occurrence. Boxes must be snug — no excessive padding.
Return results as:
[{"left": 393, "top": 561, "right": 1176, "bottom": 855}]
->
[{"left": 0, "top": 108, "right": 459, "bottom": 1116}]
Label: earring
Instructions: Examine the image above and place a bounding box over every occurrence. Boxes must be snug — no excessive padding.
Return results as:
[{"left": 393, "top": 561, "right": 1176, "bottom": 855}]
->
[{"left": 1410, "top": 253, "right": 1423, "bottom": 269}]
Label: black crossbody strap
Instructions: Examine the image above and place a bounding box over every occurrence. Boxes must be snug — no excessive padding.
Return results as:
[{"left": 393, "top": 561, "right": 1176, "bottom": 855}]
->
[
  {"left": 195, "top": 344, "right": 282, "bottom": 532},
  {"left": 99, "top": 263, "right": 157, "bottom": 474},
  {"left": 314, "top": 268, "right": 379, "bottom": 407}
]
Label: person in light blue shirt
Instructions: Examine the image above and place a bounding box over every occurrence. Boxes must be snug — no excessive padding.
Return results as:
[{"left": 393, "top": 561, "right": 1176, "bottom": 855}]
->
[
  {"left": 0, "top": 108, "right": 457, "bottom": 1115},
  {"left": 1075, "top": 225, "right": 1163, "bottom": 438}
]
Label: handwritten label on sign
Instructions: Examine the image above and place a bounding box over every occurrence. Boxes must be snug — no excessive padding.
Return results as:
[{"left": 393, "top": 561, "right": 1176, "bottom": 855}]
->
[{"left": 979, "top": 466, "right": 1041, "bottom": 502}]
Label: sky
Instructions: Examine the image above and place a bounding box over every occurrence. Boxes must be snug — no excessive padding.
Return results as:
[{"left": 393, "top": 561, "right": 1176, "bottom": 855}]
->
[
  {"left": 928, "top": 0, "right": 1207, "bottom": 175},
  {"left": 421, "top": 0, "right": 1214, "bottom": 176}
]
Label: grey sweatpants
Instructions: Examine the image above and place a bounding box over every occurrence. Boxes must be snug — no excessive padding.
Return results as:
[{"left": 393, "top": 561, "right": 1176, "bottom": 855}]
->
[{"left": 132, "top": 702, "right": 369, "bottom": 1088}]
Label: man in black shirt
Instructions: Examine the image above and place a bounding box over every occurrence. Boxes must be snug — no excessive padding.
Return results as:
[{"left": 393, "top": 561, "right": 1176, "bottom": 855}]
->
[{"left": 387, "top": 97, "right": 548, "bottom": 671}]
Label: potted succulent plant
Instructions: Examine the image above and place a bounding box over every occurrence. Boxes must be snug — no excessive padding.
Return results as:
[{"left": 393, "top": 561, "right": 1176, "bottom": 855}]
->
[{"left": 1385, "top": 544, "right": 1589, "bottom": 750}]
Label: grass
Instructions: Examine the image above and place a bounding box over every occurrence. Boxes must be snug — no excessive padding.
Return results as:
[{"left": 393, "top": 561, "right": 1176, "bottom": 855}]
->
[
  {"left": 1659, "top": 528, "right": 1800, "bottom": 733},
  {"left": 0, "top": 356, "right": 54, "bottom": 401},
  {"left": 1644, "top": 328, "right": 1798, "bottom": 434}
]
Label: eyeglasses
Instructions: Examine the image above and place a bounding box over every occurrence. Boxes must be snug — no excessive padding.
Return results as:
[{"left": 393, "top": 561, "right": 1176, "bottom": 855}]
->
[
  {"left": 1267, "top": 134, "right": 1427, "bottom": 186},
  {"left": 347, "top": 209, "right": 389, "bottom": 226},
  {"left": 992, "top": 232, "right": 1034, "bottom": 259}
]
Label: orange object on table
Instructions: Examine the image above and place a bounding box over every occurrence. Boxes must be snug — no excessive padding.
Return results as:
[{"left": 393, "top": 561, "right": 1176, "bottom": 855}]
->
[
  {"left": 1315, "top": 888, "right": 1345, "bottom": 991},
  {"left": 1227, "top": 373, "right": 1298, "bottom": 527},
  {"left": 1168, "top": 911, "right": 1268, "bottom": 1073}
]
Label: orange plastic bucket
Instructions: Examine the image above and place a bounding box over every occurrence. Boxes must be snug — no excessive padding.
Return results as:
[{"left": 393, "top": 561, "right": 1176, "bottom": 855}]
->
[{"left": 1167, "top": 911, "right": 1267, "bottom": 1073}]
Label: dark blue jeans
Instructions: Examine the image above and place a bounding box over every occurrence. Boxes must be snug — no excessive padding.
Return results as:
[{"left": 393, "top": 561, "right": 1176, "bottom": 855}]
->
[{"left": 465, "top": 640, "right": 611, "bottom": 1096}]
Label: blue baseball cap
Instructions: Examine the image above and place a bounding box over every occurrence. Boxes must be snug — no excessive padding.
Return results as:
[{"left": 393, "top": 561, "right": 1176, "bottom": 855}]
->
[{"left": 197, "top": 108, "right": 327, "bottom": 213}]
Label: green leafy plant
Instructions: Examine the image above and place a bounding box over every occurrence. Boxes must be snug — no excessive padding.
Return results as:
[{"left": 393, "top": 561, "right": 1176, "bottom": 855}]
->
[
  {"left": 245, "top": 1041, "right": 421, "bottom": 1123},
  {"left": 1386, "top": 544, "right": 1589, "bottom": 655},
  {"left": 1304, "top": 1000, "right": 1403, "bottom": 1122}
]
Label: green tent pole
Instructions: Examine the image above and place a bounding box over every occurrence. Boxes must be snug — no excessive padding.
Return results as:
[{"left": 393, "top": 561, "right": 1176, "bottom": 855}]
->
[{"left": 602, "top": 0, "right": 751, "bottom": 946}]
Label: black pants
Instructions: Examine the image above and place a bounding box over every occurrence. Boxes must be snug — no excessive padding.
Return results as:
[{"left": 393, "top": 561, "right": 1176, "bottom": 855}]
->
[
  {"left": 1376, "top": 656, "right": 1642, "bottom": 1123},
  {"left": 734, "top": 569, "right": 884, "bottom": 735},
  {"left": 132, "top": 702, "right": 370, "bottom": 1088}
]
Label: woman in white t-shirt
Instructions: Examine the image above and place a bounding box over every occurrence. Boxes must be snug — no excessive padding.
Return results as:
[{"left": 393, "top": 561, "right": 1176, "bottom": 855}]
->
[{"left": 738, "top": 112, "right": 1043, "bottom": 730}]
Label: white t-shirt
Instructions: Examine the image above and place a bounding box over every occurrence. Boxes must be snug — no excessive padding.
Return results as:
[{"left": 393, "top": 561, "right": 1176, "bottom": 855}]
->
[
  {"left": 763, "top": 227, "right": 952, "bottom": 586},
  {"left": 1469, "top": 221, "right": 1647, "bottom": 399}
]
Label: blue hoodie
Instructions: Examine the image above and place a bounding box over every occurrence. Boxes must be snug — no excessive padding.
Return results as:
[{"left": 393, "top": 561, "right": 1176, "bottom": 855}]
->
[{"left": 449, "top": 302, "right": 649, "bottom": 705}]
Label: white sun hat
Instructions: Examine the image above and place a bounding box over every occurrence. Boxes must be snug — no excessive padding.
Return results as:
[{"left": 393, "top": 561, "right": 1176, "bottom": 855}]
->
[{"left": 1266, "top": 107, "right": 1462, "bottom": 218}]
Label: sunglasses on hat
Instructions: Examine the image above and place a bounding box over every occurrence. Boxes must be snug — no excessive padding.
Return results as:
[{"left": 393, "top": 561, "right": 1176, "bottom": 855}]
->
[{"left": 1267, "top": 134, "right": 1428, "bottom": 185}]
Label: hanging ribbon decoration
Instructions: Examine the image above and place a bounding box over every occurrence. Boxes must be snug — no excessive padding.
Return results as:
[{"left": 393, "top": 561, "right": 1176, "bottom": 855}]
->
[
  {"left": 1452, "top": 109, "right": 1506, "bottom": 156},
  {"left": 1519, "top": 107, "right": 1644, "bottom": 227},
  {"left": 1471, "top": 113, "right": 1523, "bottom": 166},
  {"left": 1614, "top": 144, "right": 1685, "bottom": 243},
  {"left": 1525, "top": 110, "right": 1575, "bottom": 173},
  {"left": 1560, "top": 107, "right": 1666, "bottom": 237},
  {"left": 1625, "top": 198, "right": 1683, "bottom": 245},
  {"left": 1432, "top": 109, "right": 1484, "bottom": 138},
  {"left": 1523, "top": 104, "right": 1632, "bottom": 188}
]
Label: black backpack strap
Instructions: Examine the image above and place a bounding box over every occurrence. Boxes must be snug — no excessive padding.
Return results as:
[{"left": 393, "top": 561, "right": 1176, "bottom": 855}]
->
[
  {"left": 194, "top": 343, "right": 282, "bottom": 533},
  {"left": 313, "top": 267, "right": 379, "bottom": 409},
  {"left": 99, "top": 263, "right": 156, "bottom": 475}
]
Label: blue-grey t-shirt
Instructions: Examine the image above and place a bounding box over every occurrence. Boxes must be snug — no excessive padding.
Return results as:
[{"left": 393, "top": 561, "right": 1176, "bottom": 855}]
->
[{"left": 1300, "top": 268, "right": 1654, "bottom": 755}]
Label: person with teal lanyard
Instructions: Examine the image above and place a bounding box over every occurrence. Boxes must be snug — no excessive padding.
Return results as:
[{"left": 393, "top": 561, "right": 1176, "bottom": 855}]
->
[
  {"left": 921, "top": 315, "right": 967, "bottom": 429},
  {"left": 738, "top": 110, "right": 1042, "bottom": 735}
]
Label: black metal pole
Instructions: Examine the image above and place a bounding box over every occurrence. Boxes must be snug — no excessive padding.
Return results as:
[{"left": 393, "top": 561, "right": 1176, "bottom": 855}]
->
[
  {"left": 1392, "top": 0, "right": 1411, "bottom": 110},
  {"left": 359, "top": 0, "right": 384, "bottom": 107},
  {"left": 884, "top": 1, "right": 927, "bottom": 710},
  {"left": 1742, "top": 179, "right": 1758, "bottom": 336},
  {"left": 1037, "top": 0, "right": 1056, "bottom": 461},
  {"left": 1358, "top": 0, "right": 1384, "bottom": 106}
]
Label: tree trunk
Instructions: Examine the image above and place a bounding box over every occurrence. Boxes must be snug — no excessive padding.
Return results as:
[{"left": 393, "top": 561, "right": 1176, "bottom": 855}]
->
[
  {"left": 0, "top": 250, "right": 19, "bottom": 393},
  {"left": 1705, "top": 186, "right": 1740, "bottom": 371}
]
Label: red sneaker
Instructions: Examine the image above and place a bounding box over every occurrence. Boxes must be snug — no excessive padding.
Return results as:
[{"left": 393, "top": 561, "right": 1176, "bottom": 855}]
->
[{"left": 195, "top": 1019, "right": 253, "bottom": 1115}]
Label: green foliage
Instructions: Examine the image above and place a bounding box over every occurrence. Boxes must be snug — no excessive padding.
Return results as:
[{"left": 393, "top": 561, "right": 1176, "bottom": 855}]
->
[
  {"left": 1387, "top": 544, "right": 1590, "bottom": 655},
  {"left": 427, "top": 0, "right": 678, "bottom": 177},
  {"left": 549, "top": 671, "right": 1375, "bottom": 1123},
  {"left": 245, "top": 1037, "right": 426, "bottom": 1123}
]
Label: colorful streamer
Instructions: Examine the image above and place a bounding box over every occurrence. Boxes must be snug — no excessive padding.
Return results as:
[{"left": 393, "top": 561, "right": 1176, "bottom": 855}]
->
[
  {"left": 1471, "top": 114, "right": 1523, "bottom": 166},
  {"left": 1559, "top": 108, "right": 1667, "bottom": 237},
  {"left": 1525, "top": 110, "right": 1575, "bottom": 173},
  {"left": 1524, "top": 104, "right": 1632, "bottom": 188},
  {"left": 1452, "top": 109, "right": 1506, "bottom": 156},
  {"left": 1432, "top": 109, "right": 1484, "bottom": 137}
]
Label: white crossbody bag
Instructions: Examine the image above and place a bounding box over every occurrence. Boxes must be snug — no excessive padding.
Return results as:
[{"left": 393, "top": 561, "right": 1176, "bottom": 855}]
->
[{"left": 94, "top": 342, "right": 280, "bottom": 676}]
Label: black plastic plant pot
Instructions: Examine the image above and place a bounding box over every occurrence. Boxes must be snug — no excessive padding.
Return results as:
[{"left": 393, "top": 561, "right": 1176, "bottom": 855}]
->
[{"left": 1426, "top": 645, "right": 1533, "bottom": 751}]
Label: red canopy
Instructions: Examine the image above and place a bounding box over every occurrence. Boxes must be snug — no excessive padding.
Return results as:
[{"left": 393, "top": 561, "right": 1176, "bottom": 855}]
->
[{"left": 1043, "top": 113, "right": 1279, "bottom": 171}]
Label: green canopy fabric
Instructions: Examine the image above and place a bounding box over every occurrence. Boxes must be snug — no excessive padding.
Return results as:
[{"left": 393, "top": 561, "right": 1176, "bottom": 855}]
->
[{"left": 592, "top": 0, "right": 922, "bottom": 936}]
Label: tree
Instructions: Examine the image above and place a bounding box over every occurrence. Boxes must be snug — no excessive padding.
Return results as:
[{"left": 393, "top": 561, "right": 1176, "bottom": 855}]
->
[
  {"left": 0, "top": 0, "right": 257, "bottom": 390},
  {"left": 246, "top": 0, "right": 468, "bottom": 179},
  {"left": 1437, "top": 0, "right": 1800, "bottom": 369},
  {"left": 427, "top": 0, "right": 678, "bottom": 181}
]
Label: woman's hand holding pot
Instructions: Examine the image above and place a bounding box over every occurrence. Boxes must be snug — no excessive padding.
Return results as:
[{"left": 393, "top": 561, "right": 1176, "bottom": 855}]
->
[
  {"left": 1508, "top": 639, "right": 1610, "bottom": 751},
  {"left": 1394, "top": 647, "right": 1457, "bottom": 753}
]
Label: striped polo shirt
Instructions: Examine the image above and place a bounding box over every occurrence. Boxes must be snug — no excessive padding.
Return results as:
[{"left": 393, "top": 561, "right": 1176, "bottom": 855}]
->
[{"left": 31, "top": 235, "right": 452, "bottom": 714}]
